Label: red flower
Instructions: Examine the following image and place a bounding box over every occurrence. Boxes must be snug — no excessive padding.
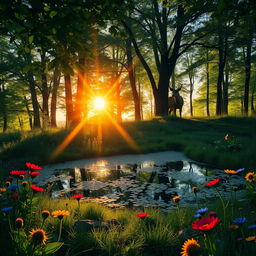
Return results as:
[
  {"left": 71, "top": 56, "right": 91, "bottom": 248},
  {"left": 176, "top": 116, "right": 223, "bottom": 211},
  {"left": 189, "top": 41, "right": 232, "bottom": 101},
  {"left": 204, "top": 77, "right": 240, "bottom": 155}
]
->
[
  {"left": 26, "top": 162, "right": 42, "bottom": 170},
  {"left": 192, "top": 216, "right": 220, "bottom": 231},
  {"left": 6, "top": 177, "right": 14, "bottom": 181},
  {"left": 30, "top": 172, "right": 40, "bottom": 178},
  {"left": 30, "top": 185, "right": 44, "bottom": 192},
  {"left": 10, "top": 170, "right": 26, "bottom": 177},
  {"left": 135, "top": 212, "right": 148, "bottom": 219},
  {"left": 205, "top": 178, "right": 222, "bottom": 187},
  {"left": 72, "top": 194, "right": 83, "bottom": 200},
  {"left": 208, "top": 211, "right": 217, "bottom": 218},
  {"left": 10, "top": 193, "right": 20, "bottom": 199}
]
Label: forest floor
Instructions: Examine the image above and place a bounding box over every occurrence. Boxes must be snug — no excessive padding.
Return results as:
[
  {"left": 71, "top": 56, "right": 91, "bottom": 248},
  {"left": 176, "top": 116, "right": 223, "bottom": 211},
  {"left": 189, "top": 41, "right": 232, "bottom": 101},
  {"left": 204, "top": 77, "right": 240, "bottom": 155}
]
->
[{"left": 0, "top": 116, "right": 255, "bottom": 176}]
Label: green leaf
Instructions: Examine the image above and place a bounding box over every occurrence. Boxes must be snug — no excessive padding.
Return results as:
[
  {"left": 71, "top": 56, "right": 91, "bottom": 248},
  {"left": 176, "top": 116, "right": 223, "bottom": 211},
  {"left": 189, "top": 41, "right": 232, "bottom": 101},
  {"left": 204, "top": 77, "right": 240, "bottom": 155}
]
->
[
  {"left": 50, "top": 11, "right": 57, "bottom": 17},
  {"left": 43, "top": 242, "right": 63, "bottom": 255},
  {"left": 44, "top": 6, "right": 50, "bottom": 11},
  {"left": 29, "top": 35, "right": 34, "bottom": 44},
  {"left": 52, "top": 28, "right": 57, "bottom": 34}
]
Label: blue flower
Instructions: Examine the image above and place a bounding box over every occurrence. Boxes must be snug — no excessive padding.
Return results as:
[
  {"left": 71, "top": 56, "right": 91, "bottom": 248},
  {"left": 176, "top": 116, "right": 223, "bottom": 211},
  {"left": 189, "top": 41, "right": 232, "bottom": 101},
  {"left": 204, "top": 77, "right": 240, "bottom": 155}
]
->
[
  {"left": 196, "top": 208, "right": 208, "bottom": 214},
  {"left": 2, "top": 202, "right": 8, "bottom": 205},
  {"left": 236, "top": 168, "right": 245, "bottom": 173},
  {"left": 234, "top": 217, "right": 247, "bottom": 224},
  {"left": 8, "top": 185, "right": 17, "bottom": 191},
  {"left": 194, "top": 214, "right": 201, "bottom": 218},
  {"left": 248, "top": 224, "right": 256, "bottom": 229},
  {"left": 1, "top": 206, "right": 13, "bottom": 213}
]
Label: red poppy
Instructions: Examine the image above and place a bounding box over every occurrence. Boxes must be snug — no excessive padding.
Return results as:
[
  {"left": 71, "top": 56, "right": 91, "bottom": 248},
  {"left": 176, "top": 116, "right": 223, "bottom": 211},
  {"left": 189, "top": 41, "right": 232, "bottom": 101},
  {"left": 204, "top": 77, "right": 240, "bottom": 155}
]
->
[
  {"left": 6, "top": 177, "right": 14, "bottom": 181},
  {"left": 30, "top": 172, "right": 40, "bottom": 178},
  {"left": 208, "top": 211, "right": 217, "bottom": 218},
  {"left": 10, "top": 170, "right": 26, "bottom": 177},
  {"left": 30, "top": 185, "right": 44, "bottom": 192},
  {"left": 72, "top": 194, "right": 83, "bottom": 200},
  {"left": 192, "top": 216, "right": 220, "bottom": 231},
  {"left": 135, "top": 212, "right": 148, "bottom": 219},
  {"left": 10, "top": 193, "right": 20, "bottom": 199},
  {"left": 26, "top": 162, "right": 42, "bottom": 170},
  {"left": 205, "top": 178, "right": 222, "bottom": 187}
]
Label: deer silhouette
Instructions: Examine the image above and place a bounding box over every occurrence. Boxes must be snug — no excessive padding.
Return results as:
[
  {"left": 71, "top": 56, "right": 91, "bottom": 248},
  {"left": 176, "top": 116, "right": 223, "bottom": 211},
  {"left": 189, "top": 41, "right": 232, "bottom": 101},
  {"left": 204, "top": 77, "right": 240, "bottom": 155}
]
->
[{"left": 168, "top": 87, "right": 184, "bottom": 117}]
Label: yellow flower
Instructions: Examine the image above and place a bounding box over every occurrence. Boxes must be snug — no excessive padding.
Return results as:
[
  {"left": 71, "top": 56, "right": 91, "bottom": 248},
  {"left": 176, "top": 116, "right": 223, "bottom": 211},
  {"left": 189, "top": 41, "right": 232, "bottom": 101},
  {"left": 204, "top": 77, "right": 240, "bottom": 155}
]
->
[
  {"left": 15, "top": 218, "right": 24, "bottom": 229},
  {"left": 42, "top": 210, "right": 50, "bottom": 220},
  {"left": 172, "top": 196, "right": 180, "bottom": 203},
  {"left": 29, "top": 228, "right": 48, "bottom": 245},
  {"left": 181, "top": 238, "right": 201, "bottom": 256},
  {"left": 224, "top": 134, "right": 229, "bottom": 140},
  {"left": 52, "top": 210, "right": 70, "bottom": 220},
  {"left": 245, "top": 236, "right": 256, "bottom": 242},
  {"left": 245, "top": 172, "right": 255, "bottom": 182},
  {"left": 224, "top": 169, "right": 237, "bottom": 174}
]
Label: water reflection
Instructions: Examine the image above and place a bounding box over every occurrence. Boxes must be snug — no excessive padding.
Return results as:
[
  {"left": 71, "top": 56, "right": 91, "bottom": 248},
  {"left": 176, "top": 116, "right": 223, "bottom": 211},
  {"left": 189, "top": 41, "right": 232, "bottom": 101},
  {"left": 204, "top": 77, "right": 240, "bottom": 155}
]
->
[{"left": 41, "top": 160, "right": 245, "bottom": 211}]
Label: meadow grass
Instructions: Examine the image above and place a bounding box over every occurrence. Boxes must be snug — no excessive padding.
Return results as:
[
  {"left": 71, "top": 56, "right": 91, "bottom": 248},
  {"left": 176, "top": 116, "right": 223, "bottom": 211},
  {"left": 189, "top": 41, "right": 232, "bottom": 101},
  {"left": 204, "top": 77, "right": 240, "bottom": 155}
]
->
[{"left": 0, "top": 116, "right": 256, "bottom": 178}]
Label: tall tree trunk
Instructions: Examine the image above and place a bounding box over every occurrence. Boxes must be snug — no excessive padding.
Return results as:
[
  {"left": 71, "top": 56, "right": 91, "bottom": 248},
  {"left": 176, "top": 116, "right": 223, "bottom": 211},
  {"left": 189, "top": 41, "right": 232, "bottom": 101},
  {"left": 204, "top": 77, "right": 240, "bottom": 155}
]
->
[
  {"left": 251, "top": 82, "right": 255, "bottom": 112},
  {"left": 50, "top": 68, "right": 60, "bottom": 127},
  {"left": 126, "top": 38, "right": 141, "bottom": 121},
  {"left": 74, "top": 57, "right": 85, "bottom": 125},
  {"left": 24, "top": 96, "right": 33, "bottom": 130},
  {"left": 115, "top": 74, "right": 122, "bottom": 122},
  {"left": 206, "top": 50, "right": 210, "bottom": 117},
  {"left": 243, "top": 30, "right": 253, "bottom": 116},
  {"left": 27, "top": 70, "right": 41, "bottom": 128},
  {"left": 189, "top": 73, "right": 194, "bottom": 117},
  {"left": 64, "top": 74, "right": 73, "bottom": 127},
  {"left": 41, "top": 53, "right": 49, "bottom": 128},
  {"left": 216, "top": 31, "right": 225, "bottom": 116},
  {"left": 138, "top": 74, "right": 143, "bottom": 120},
  {"left": 222, "top": 67, "right": 229, "bottom": 115},
  {"left": 0, "top": 84, "right": 7, "bottom": 132}
]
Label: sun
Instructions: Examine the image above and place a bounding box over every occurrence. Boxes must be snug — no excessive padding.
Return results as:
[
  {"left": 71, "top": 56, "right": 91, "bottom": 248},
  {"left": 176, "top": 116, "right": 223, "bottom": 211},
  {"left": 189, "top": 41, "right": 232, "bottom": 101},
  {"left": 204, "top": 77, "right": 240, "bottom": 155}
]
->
[{"left": 93, "top": 97, "right": 106, "bottom": 110}]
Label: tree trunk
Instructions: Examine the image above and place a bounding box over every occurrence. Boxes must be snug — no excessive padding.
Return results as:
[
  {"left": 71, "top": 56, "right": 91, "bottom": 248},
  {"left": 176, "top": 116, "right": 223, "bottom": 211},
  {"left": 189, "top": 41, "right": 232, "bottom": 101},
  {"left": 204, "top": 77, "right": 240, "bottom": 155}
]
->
[
  {"left": 251, "top": 82, "right": 255, "bottom": 112},
  {"left": 50, "top": 68, "right": 60, "bottom": 127},
  {"left": 126, "top": 38, "right": 141, "bottom": 121},
  {"left": 64, "top": 74, "right": 73, "bottom": 126},
  {"left": 189, "top": 73, "right": 194, "bottom": 117},
  {"left": 243, "top": 30, "right": 252, "bottom": 116},
  {"left": 24, "top": 96, "right": 33, "bottom": 130},
  {"left": 206, "top": 50, "right": 210, "bottom": 117},
  {"left": 74, "top": 58, "right": 85, "bottom": 125},
  {"left": 27, "top": 70, "right": 41, "bottom": 128},
  {"left": 41, "top": 53, "right": 50, "bottom": 128},
  {"left": 115, "top": 74, "right": 122, "bottom": 122},
  {"left": 222, "top": 67, "right": 229, "bottom": 115}
]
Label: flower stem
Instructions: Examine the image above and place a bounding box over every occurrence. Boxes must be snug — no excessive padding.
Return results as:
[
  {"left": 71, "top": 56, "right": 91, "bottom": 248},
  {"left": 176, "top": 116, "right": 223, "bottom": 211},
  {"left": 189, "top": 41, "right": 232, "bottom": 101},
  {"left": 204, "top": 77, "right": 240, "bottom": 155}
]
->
[{"left": 57, "top": 219, "right": 63, "bottom": 242}]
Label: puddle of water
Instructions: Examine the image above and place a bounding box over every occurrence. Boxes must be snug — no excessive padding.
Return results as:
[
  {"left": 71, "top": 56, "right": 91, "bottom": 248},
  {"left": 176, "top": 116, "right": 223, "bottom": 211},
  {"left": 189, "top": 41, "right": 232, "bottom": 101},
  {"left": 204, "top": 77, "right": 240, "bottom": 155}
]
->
[{"left": 35, "top": 153, "right": 246, "bottom": 211}]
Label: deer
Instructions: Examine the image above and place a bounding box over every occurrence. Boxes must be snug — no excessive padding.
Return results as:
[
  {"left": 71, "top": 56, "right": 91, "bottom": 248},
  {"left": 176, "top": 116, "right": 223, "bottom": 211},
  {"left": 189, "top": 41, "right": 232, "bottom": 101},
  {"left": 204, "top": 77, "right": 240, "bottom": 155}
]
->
[{"left": 168, "top": 86, "right": 184, "bottom": 117}]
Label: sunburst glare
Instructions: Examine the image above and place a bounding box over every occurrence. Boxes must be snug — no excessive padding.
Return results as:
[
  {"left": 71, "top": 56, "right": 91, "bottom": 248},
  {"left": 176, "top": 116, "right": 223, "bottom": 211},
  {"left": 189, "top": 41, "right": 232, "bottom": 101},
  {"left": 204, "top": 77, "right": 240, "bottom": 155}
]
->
[{"left": 93, "top": 97, "right": 106, "bottom": 110}]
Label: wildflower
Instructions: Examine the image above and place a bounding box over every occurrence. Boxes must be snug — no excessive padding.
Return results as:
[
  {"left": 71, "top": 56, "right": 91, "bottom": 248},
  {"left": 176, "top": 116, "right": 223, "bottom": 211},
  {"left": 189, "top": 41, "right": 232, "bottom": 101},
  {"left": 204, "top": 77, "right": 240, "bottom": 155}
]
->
[
  {"left": 192, "top": 187, "right": 198, "bottom": 194},
  {"left": 224, "top": 169, "right": 237, "bottom": 175},
  {"left": 19, "top": 175, "right": 24, "bottom": 180},
  {"left": 8, "top": 185, "right": 17, "bottom": 191},
  {"left": 232, "top": 186, "right": 239, "bottom": 192},
  {"left": 0, "top": 188, "right": 6, "bottom": 192},
  {"left": 15, "top": 218, "right": 24, "bottom": 229},
  {"left": 22, "top": 181, "right": 28, "bottom": 187},
  {"left": 1, "top": 206, "right": 13, "bottom": 213},
  {"left": 30, "top": 172, "right": 40, "bottom": 178},
  {"left": 233, "top": 217, "right": 247, "bottom": 224},
  {"left": 194, "top": 214, "right": 201, "bottom": 218},
  {"left": 10, "top": 170, "right": 26, "bottom": 177},
  {"left": 245, "top": 172, "right": 255, "bottom": 182},
  {"left": 172, "top": 196, "right": 180, "bottom": 203},
  {"left": 205, "top": 178, "right": 222, "bottom": 187},
  {"left": 6, "top": 177, "right": 14, "bottom": 182},
  {"left": 248, "top": 224, "right": 256, "bottom": 230},
  {"left": 10, "top": 193, "right": 20, "bottom": 199},
  {"left": 245, "top": 236, "right": 256, "bottom": 242},
  {"left": 5, "top": 181, "right": 11, "bottom": 187},
  {"left": 52, "top": 210, "right": 70, "bottom": 220},
  {"left": 236, "top": 168, "right": 245, "bottom": 173},
  {"left": 228, "top": 225, "right": 239, "bottom": 229},
  {"left": 196, "top": 208, "right": 208, "bottom": 215},
  {"left": 30, "top": 185, "right": 44, "bottom": 192},
  {"left": 72, "top": 194, "right": 83, "bottom": 201},
  {"left": 42, "top": 210, "right": 50, "bottom": 220},
  {"left": 208, "top": 211, "right": 217, "bottom": 218},
  {"left": 26, "top": 162, "right": 42, "bottom": 170},
  {"left": 135, "top": 212, "right": 148, "bottom": 219},
  {"left": 224, "top": 134, "right": 229, "bottom": 140},
  {"left": 181, "top": 238, "right": 201, "bottom": 256},
  {"left": 29, "top": 229, "right": 48, "bottom": 245},
  {"left": 192, "top": 216, "right": 220, "bottom": 231}
]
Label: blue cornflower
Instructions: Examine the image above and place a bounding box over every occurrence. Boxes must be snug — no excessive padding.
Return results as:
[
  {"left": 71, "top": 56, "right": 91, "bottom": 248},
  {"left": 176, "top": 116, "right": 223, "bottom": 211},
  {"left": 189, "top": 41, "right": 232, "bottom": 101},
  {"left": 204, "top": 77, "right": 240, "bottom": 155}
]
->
[
  {"left": 8, "top": 185, "right": 17, "bottom": 191},
  {"left": 248, "top": 224, "right": 256, "bottom": 229},
  {"left": 236, "top": 168, "right": 245, "bottom": 173},
  {"left": 196, "top": 207, "right": 208, "bottom": 214},
  {"left": 194, "top": 214, "right": 201, "bottom": 218},
  {"left": 1, "top": 206, "right": 13, "bottom": 213},
  {"left": 234, "top": 217, "right": 247, "bottom": 224}
]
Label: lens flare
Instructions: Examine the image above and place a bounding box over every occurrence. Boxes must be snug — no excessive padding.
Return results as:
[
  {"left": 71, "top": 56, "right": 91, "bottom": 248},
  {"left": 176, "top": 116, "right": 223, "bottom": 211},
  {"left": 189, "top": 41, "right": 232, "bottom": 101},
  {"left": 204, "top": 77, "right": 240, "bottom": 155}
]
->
[{"left": 93, "top": 97, "right": 106, "bottom": 110}]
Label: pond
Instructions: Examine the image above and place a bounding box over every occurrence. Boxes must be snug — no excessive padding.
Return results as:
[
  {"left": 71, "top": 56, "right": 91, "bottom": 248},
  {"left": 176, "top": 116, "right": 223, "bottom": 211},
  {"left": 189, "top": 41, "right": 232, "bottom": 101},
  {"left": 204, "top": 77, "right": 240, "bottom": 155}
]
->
[{"left": 35, "top": 151, "right": 246, "bottom": 212}]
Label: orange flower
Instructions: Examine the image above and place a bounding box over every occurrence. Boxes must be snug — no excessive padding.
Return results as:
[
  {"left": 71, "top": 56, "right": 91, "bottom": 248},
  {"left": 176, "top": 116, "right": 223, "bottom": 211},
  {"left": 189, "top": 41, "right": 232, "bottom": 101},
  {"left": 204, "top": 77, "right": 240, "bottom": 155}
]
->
[
  {"left": 172, "top": 196, "right": 180, "bottom": 203},
  {"left": 228, "top": 225, "right": 239, "bottom": 229},
  {"left": 245, "top": 236, "right": 256, "bottom": 242},
  {"left": 29, "top": 229, "right": 48, "bottom": 245},
  {"left": 0, "top": 188, "right": 6, "bottom": 192},
  {"left": 224, "top": 169, "right": 237, "bottom": 175},
  {"left": 245, "top": 172, "right": 255, "bottom": 182},
  {"left": 52, "top": 210, "right": 70, "bottom": 220},
  {"left": 42, "top": 210, "right": 50, "bottom": 220},
  {"left": 224, "top": 134, "right": 229, "bottom": 140},
  {"left": 15, "top": 218, "right": 24, "bottom": 229},
  {"left": 192, "top": 187, "right": 198, "bottom": 194},
  {"left": 181, "top": 238, "right": 201, "bottom": 256}
]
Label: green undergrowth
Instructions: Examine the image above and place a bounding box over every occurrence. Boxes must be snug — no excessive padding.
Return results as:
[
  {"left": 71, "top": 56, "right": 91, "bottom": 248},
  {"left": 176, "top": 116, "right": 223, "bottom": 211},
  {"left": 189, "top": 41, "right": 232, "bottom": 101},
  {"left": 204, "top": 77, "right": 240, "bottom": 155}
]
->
[{"left": 1, "top": 116, "right": 256, "bottom": 178}]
